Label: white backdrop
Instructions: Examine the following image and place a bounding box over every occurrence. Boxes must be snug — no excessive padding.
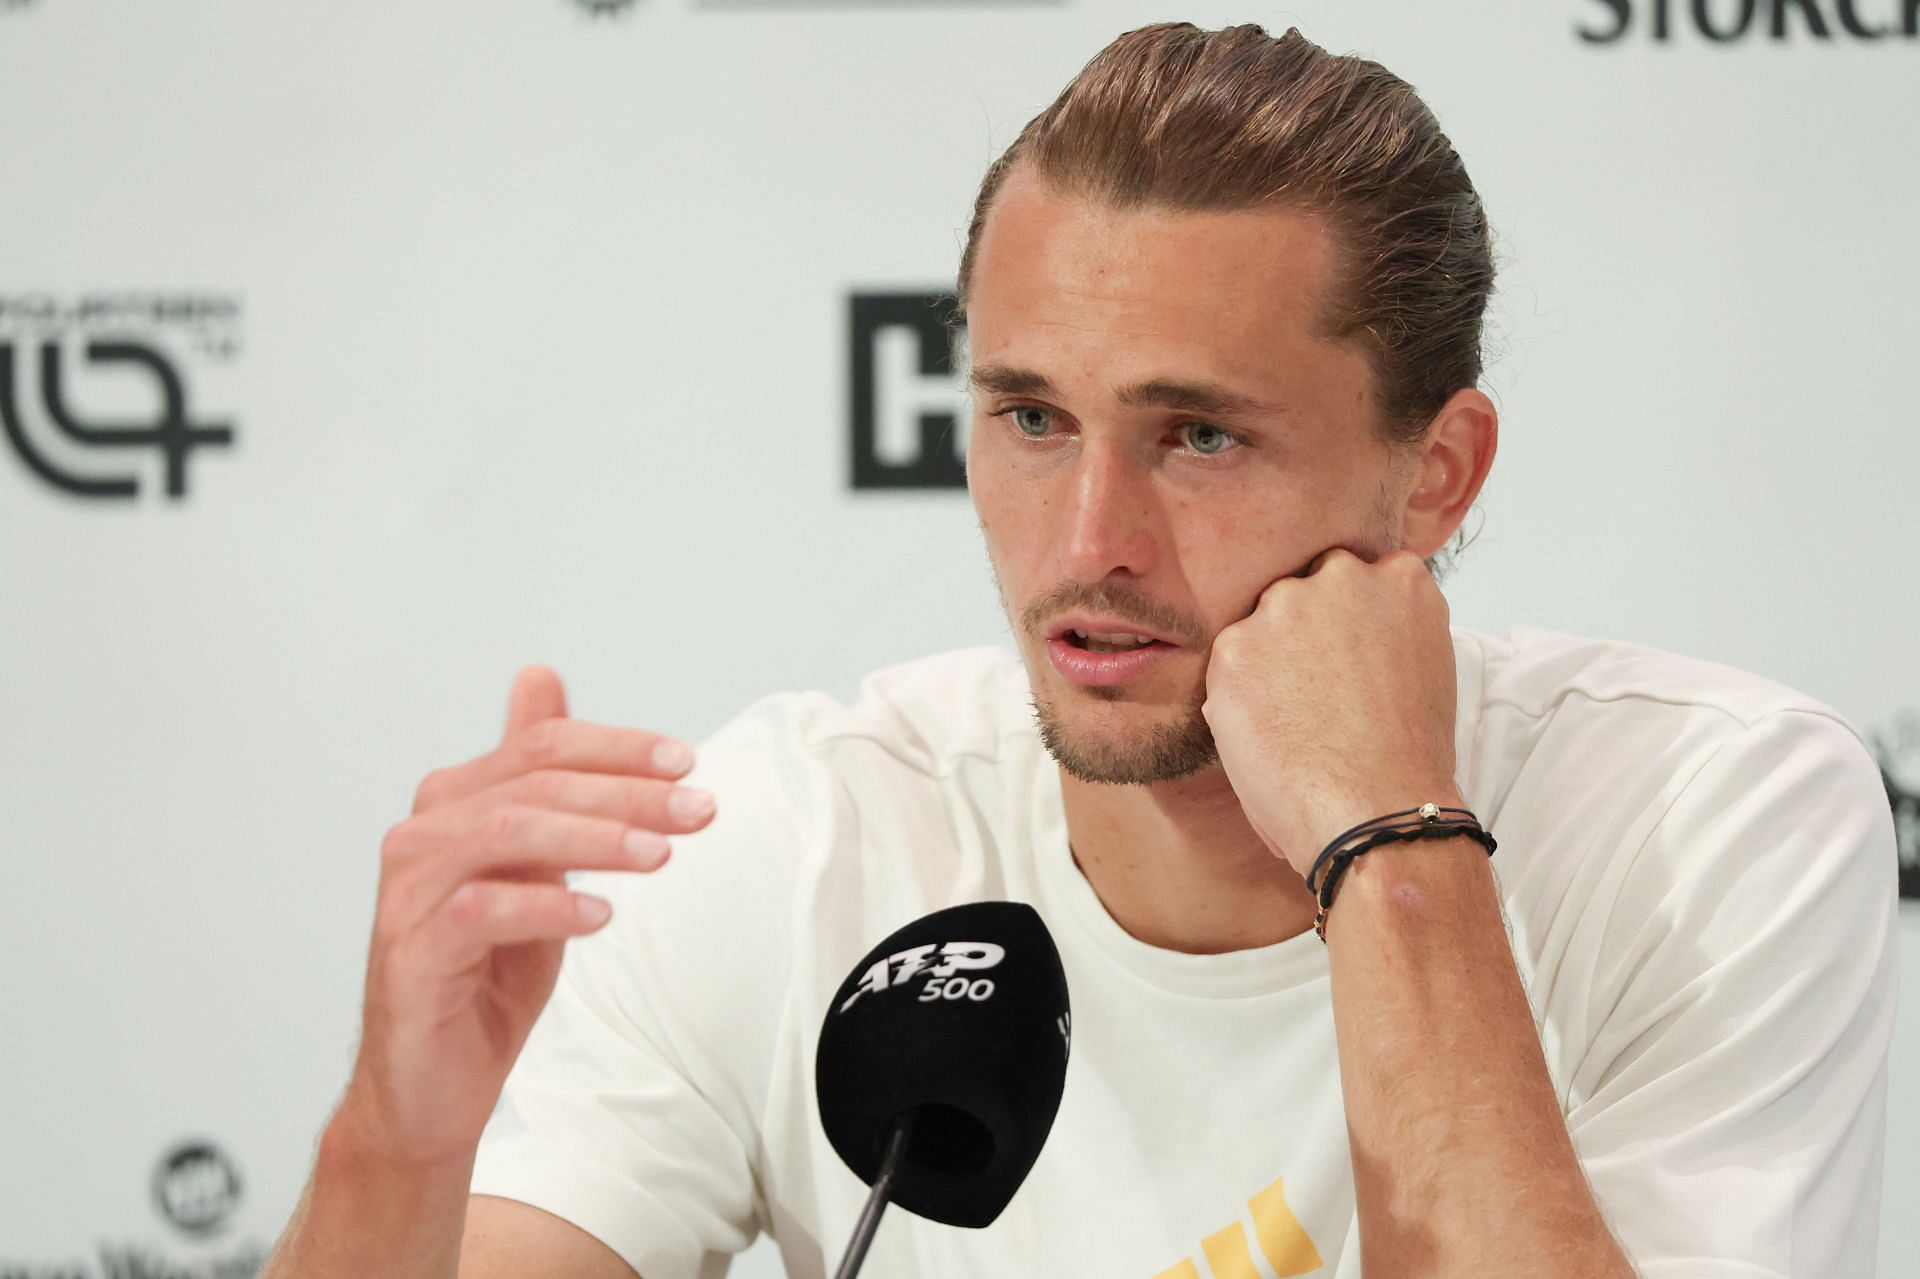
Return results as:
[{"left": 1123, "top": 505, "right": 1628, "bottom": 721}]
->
[{"left": 2, "top": 1, "right": 1915, "bottom": 1275}]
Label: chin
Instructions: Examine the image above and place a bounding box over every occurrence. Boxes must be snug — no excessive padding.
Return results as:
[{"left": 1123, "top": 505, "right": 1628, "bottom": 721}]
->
[{"left": 1028, "top": 686, "right": 1219, "bottom": 787}]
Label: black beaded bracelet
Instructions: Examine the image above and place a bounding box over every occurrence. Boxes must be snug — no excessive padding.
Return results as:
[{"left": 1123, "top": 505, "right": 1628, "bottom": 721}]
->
[
  {"left": 1308, "top": 805, "right": 1496, "bottom": 944},
  {"left": 1306, "top": 803, "right": 1481, "bottom": 896}
]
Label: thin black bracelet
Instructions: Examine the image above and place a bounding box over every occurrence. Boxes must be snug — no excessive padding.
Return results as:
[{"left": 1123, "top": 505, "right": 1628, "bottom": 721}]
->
[
  {"left": 1307, "top": 804, "right": 1479, "bottom": 897},
  {"left": 1313, "top": 820, "right": 1496, "bottom": 943}
]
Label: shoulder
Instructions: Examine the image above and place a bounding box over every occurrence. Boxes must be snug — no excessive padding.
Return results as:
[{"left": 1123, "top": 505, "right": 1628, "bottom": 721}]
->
[
  {"left": 1456, "top": 622, "right": 1883, "bottom": 817},
  {"left": 1461, "top": 622, "right": 1863, "bottom": 739},
  {"left": 1460, "top": 625, "right": 1894, "bottom": 985},
  {"left": 636, "top": 644, "right": 1036, "bottom": 915},
  {"left": 1457, "top": 624, "right": 1892, "bottom": 936},
  {"left": 687, "top": 645, "right": 1036, "bottom": 802}
]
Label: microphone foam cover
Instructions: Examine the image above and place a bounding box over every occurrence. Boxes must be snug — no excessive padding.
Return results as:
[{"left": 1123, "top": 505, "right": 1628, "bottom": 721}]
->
[{"left": 815, "top": 900, "right": 1071, "bottom": 1228}]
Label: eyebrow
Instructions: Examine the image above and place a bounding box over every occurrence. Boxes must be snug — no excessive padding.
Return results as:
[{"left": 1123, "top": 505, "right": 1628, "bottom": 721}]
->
[{"left": 965, "top": 363, "right": 1285, "bottom": 420}]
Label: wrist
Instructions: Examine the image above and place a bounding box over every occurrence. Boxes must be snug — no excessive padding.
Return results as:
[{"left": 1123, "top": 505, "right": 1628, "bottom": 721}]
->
[
  {"left": 322, "top": 1098, "right": 478, "bottom": 1183},
  {"left": 1312, "top": 783, "right": 1466, "bottom": 850},
  {"left": 264, "top": 1110, "right": 473, "bottom": 1279},
  {"left": 287, "top": 1101, "right": 475, "bottom": 1273},
  {"left": 1321, "top": 833, "right": 1498, "bottom": 949}
]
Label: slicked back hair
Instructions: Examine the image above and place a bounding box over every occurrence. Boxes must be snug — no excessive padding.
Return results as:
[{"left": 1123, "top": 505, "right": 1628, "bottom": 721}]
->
[{"left": 957, "top": 22, "right": 1495, "bottom": 577}]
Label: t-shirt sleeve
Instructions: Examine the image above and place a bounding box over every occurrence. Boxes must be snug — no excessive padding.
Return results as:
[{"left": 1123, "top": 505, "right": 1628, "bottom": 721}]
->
[
  {"left": 467, "top": 697, "right": 816, "bottom": 1279},
  {"left": 1564, "top": 708, "right": 1899, "bottom": 1278}
]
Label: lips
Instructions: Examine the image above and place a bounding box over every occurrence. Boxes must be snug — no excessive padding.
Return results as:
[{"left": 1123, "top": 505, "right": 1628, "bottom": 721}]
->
[
  {"left": 1045, "top": 635, "right": 1177, "bottom": 686},
  {"left": 1066, "top": 630, "right": 1158, "bottom": 652},
  {"left": 1045, "top": 616, "right": 1180, "bottom": 648},
  {"left": 1037, "top": 609, "right": 1187, "bottom": 685}
]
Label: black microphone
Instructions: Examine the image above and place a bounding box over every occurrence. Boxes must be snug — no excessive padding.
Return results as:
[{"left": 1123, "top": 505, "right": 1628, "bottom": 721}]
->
[{"left": 815, "top": 900, "right": 1071, "bottom": 1277}]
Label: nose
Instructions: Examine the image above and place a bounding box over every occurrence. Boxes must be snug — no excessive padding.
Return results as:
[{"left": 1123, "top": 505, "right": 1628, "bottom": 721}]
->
[{"left": 1058, "top": 440, "right": 1161, "bottom": 585}]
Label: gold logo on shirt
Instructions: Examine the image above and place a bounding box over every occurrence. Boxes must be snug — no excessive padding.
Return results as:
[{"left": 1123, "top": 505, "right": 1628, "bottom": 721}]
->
[{"left": 1151, "top": 1176, "right": 1323, "bottom": 1278}]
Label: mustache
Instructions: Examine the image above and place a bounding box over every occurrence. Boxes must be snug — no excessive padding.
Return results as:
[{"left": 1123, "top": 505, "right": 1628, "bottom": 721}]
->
[{"left": 1022, "top": 582, "right": 1201, "bottom": 646}]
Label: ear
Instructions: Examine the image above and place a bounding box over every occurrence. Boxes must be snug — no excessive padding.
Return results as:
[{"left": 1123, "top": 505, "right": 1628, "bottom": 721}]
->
[{"left": 1397, "top": 386, "right": 1498, "bottom": 560}]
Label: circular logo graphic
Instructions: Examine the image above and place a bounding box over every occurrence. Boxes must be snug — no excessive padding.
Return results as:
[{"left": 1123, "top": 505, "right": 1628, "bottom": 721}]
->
[{"left": 152, "top": 1141, "right": 243, "bottom": 1236}]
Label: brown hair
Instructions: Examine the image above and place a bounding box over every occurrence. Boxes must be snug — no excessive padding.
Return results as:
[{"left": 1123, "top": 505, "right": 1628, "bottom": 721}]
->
[{"left": 956, "top": 22, "right": 1494, "bottom": 577}]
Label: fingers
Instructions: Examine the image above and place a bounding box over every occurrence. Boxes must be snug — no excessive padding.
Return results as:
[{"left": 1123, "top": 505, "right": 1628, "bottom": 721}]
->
[
  {"left": 499, "top": 769, "right": 717, "bottom": 835},
  {"left": 503, "top": 665, "right": 568, "bottom": 745},
  {"left": 418, "top": 718, "right": 697, "bottom": 814},
  {"left": 1296, "top": 545, "right": 1430, "bottom": 585},
  {"left": 1300, "top": 543, "right": 1369, "bottom": 576},
  {"left": 386, "top": 803, "right": 681, "bottom": 906},
  {"left": 440, "top": 879, "right": 615, "bottom": 960}
]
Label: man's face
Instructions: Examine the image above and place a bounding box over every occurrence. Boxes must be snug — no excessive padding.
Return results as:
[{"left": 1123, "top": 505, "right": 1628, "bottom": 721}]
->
[{"left": 965, "top": 168, "right": 1411, "bottom": 786}]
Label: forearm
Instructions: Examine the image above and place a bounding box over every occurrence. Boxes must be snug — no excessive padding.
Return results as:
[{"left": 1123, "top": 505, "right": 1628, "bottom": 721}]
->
[
  {"left": 1323, "top": 833, "right": 1635, "bottom": 1278},
  {"left": 261, "top": 1101, "right": 475, "bottom": 1279}
]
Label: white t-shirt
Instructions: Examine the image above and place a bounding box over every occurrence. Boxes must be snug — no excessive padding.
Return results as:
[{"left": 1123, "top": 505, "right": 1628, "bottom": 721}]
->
[{"left": 469, "top": 624, "right": 1898, "bottom": 1279}]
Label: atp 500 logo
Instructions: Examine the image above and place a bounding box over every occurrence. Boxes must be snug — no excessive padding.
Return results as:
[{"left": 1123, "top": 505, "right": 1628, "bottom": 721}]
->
[
  {"left": 837, "top": 940, "right": 1006, "bottom": 1012},
  {"left": 0, "top": 294, "right": 240, "bottom": 501}
]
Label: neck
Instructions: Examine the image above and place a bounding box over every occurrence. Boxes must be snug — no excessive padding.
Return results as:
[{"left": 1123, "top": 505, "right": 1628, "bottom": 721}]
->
[{"left": 1058, "top": 760, "right": 1319, "bottom": 953}]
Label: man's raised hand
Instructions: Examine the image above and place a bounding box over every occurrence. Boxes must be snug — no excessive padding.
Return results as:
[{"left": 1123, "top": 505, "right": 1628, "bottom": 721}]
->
[{"left": 332, "top": 665, "right": 715, "bottom": 1169}]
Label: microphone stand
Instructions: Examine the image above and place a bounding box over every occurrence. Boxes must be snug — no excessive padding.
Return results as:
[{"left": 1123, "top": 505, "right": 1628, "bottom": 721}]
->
[{"left": 832, "top": 1111, "right": 916, "bottom": 1279}]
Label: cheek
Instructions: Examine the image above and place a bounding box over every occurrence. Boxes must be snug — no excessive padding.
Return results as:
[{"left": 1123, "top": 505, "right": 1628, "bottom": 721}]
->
[
  {"left": 1167, "top": 494, "right": 1299, "bottom": 622},
  {"left": 1166, "top": 492, "right": 1256, "bottom": 572},
  {"left": 970, "top": 436, "right": 1048, "bottom": 553},
  {"left": 979, "top": 501, "right": 1048, "bottom": 578}
]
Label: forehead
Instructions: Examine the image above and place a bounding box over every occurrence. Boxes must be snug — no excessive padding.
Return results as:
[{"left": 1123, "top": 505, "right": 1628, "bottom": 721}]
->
[{"left": 964, "top": 168, "right": 1351, "bottom": 393}]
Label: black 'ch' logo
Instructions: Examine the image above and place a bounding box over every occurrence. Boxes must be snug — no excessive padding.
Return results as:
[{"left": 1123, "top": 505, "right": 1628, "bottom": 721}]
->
[
  {"left": 849, "top": 291, "right": 968, "bottom": 491},
  {"left": 1, "top": 339, "right": 234, "bottom": 500}
]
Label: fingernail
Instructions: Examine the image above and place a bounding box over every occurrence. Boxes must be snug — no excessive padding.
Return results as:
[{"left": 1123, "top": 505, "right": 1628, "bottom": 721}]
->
[
  {"left": 623, "top": 829, "right": 669, "bottom": 863},
  {"left": 668, "top": 787, "right": 715, "bottom": 822},
  {"left": 652, "top": 740, "right": 694, "bottom": 774},
  {"left": 576, "top": 896, "right": 611, "bottom": 927}
]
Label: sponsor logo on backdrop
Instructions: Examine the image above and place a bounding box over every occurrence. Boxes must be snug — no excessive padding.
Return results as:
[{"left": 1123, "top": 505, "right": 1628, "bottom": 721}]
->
[
  {"left": 1869, "top": 712, "right": 1920, "bottom": 900},
  {"left": 0, "top": 1139, "right": 269, "bottom": 1278},
  {"left": 570, "top": 0, "right": 1061, "bottom": 14},
  {"left": 153, "top": 1141, "right": 243, "bottom": 1237},
  {"left": 697, "top": 0, "right": 1059, "bottom": 9},
  {"left": 0, "top": 293, "right": 240, "bottom": 501},
  {"left": 1579, "top": 0, "right": 1920, "bottom": 42},
  {"left": 848, "top": 291, "right": 968, "bottom": 491},
  {"left": 0, "top": 0, "right": 38, "bottom": 14}
]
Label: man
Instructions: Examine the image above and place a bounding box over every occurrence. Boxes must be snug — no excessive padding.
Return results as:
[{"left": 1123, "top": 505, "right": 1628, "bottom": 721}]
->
[{"left": 264, "top": 21, "right": 1897, "bottom": 1279}]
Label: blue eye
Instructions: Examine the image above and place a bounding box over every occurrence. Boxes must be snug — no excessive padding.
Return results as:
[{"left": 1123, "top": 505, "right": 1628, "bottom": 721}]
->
[
  {"left": 1181, "top": 423, "right": 1239, "bottom": 455},
  {"left": 1010, "top": 406, "right": 1053, "bottom": 437}
]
